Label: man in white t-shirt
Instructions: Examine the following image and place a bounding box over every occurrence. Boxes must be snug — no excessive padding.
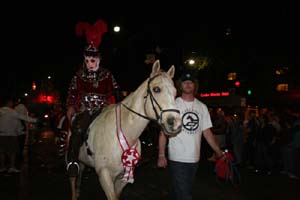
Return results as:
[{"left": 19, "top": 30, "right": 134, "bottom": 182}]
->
[{"left": 157, "top": 71, "right": 224, "bottom": 200}]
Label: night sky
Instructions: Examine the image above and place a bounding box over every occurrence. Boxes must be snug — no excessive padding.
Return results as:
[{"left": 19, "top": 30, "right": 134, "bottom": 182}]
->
[{"left": 2, "top": 3, "right": 299, "bottom": 101}]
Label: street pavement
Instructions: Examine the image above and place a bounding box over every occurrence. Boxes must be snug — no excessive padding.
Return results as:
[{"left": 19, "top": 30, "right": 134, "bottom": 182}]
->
[{"left": 1, "top": 129, "right": 300, "bottom": 200}]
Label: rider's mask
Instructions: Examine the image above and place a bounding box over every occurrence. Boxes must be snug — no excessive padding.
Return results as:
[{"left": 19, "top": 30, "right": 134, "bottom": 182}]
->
[{"left": 85, "top": 56, "right": 100, "bottom": 72}]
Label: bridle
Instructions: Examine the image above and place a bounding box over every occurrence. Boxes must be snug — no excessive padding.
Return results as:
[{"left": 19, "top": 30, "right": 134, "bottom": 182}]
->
[{"left": 121, "top": 74, "right": 180, "bottom": 126}]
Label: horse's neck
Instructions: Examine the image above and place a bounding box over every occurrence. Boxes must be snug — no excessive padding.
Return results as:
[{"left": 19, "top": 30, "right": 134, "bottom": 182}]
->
[{"left": 120, "top": 81, "right": 150, "bottom": 145}]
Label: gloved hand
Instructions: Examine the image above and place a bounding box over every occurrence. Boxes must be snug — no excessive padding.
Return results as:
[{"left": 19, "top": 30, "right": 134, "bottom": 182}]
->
[{"left": 113, "top": 89, "right": 122, "bottom": 103}]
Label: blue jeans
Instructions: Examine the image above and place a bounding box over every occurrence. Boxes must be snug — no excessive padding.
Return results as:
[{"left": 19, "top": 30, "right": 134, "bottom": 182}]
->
[{"left": 169, "top": 160, "right": 199, "bottom": 200}]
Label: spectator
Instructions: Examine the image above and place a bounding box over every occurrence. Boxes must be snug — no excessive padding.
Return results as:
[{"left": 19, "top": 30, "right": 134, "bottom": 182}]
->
[{"left": 0, "top": 96, "right": 37, "bottom": 173}]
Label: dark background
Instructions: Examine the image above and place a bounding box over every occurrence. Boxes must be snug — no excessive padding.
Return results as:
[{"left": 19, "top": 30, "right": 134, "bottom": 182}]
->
[{"left": 1, "top": 3, "right": 299, "bottom": 104}]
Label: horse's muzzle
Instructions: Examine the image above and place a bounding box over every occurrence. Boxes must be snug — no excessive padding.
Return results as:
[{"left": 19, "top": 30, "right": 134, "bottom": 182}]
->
[
  {"left": 162, "top": 123, "right": 182, "bottom": 136},
  {"left": 160, "top": 109, "right": 182, "bottom": 136}
]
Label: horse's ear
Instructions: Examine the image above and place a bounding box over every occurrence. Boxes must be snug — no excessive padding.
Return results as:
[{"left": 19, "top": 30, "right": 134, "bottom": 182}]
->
[
  {"left": 151, "top": 60, "right": 161, "bottom": 77},
  {"left": 167, "top": 65, "right": 175, "bottom": 78}
]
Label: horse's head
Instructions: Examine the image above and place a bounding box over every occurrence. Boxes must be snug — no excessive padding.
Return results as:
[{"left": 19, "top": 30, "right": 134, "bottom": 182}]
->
[{"left": 144, "top": 60, "right": 182, "bottom": 136}]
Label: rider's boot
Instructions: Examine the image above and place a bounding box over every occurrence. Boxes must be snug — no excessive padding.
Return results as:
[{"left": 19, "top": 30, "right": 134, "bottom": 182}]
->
[
  {"left": 66, "top": 124, "right": 82, "bottom": 177},
  {"left": 66, "top": 111, "right": 91, "bottom": 177}
]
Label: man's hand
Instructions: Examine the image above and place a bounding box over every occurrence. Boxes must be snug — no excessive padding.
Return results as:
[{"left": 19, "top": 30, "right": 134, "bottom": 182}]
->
[
  {"left": 216, "top": 151, "right": 227, "bottom": 161},
  {"left": 157, "top": 155, "right": 168, "bottom": 168}
]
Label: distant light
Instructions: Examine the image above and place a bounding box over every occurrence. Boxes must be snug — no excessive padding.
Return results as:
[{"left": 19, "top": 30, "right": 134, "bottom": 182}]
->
[
  {"left": 188, "top": 59, "right": 195, "bottom": 65},
  {"left": 225, "top": 28, "right": 232, "bottom": 36},
  {"left": 38, "top": 95, "right": 55, "bottom": 104},
  {"left": 247, "top": 90, "right": 252, "bottom": 95},
  {"left": 114, "top": 26, "right": 120, "bottom": 32},
  {"left": 32, "top": 82, "right": 36, "bottom": 91},
  {"left": 227, "top": 72, "right": 237, "bottom": 80},
  {"left": 48, "top": 76, "right": 51, "bottom": 79},
  {"left": 44, "top": 114, "right": 49, "bottom": 118},
  {"left": 46, "top": 96, "right": 54, "bottom": 103},
  {"left": 24, "top": 93, "right": 28, "bottom": 97},
  {"left": 235, "top": 81, "right": 240, "bottom": 87},
  {"left": 276, "top": 84, "right": 288, "bottom": 92}
]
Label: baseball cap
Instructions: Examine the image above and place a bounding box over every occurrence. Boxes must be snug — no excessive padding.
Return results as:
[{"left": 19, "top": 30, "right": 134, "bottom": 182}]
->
[{"left": 180, "top": 71, "right": 196, "bottom": 82}]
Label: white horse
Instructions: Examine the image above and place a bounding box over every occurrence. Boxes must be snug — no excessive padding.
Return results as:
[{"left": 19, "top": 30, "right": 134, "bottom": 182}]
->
[{"left": 70, "top": 60, "right": 182, "bottom": 200}]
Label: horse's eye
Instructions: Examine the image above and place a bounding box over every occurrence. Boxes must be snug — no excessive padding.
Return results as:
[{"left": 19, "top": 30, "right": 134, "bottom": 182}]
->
[{"left": 153, "top": 87, "right": 161, "bottom": 93}]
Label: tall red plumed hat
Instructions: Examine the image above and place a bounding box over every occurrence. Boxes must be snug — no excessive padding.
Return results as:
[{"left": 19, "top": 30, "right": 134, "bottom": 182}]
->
[{"left": 75, "top": 19, "right": 108, "bottom": 57}]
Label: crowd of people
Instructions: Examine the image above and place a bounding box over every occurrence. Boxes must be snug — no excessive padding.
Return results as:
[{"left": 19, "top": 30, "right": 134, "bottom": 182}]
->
[{"left": 203, "top": 106, "right": 300, "bottom": 180}]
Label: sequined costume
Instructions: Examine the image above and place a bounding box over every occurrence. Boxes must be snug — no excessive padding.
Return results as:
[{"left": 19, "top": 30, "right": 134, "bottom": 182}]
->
[{"left": 66, "top": 66, "right": 119, "bottom": 112}]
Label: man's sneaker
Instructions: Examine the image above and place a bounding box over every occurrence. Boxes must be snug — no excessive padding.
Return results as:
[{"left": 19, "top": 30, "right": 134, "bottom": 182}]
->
[
  {"left": 8, "top": 167, "right": 20, "bottom": 173},
  {"left": 66, "top": 162, "right": 80, "bottom": 177}
]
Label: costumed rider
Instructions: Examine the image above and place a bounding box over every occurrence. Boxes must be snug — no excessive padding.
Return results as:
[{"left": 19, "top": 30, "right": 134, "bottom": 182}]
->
[{"left": 66, "top": 19, "right": 121, "bottom": 177}]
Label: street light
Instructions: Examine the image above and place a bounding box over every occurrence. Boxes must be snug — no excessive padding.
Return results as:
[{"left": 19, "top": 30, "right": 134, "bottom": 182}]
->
[
  {"left": 188, "top": 59, "right": 195, "bottom": 65},
  {"left": 184, "top": 51, "right": 210, "bottom": 70},
  {"left": 114, "top": 26, "right": 120, "bottom": 33}
]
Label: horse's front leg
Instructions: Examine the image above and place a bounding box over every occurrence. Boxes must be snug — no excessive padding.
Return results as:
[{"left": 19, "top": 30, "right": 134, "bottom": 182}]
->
[
  {"left": 114, "top": 178, "right": 127, "bottom": 198},
  {"left": 97, "top": 168, "right": 118, "bottom": 200}
]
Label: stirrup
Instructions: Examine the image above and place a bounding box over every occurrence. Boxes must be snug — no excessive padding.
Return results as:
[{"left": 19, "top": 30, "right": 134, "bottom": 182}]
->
[{"left": 66, "top": 161, "right": 80, "bottom": 176}]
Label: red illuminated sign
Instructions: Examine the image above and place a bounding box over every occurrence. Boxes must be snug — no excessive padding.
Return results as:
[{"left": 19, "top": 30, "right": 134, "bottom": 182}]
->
[{"left": 200, "top": 91, "right": 230, "bottom": 97}]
